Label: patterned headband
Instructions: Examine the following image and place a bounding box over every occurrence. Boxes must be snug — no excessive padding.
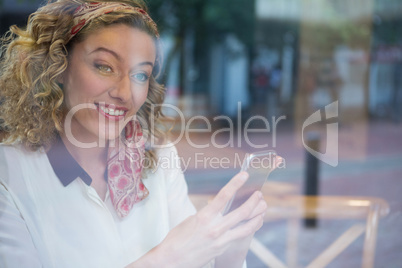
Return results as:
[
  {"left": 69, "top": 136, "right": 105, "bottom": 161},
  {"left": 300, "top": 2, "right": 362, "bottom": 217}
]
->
[{"left": 69, "top": 2, "right": 159, "bottom": 41}]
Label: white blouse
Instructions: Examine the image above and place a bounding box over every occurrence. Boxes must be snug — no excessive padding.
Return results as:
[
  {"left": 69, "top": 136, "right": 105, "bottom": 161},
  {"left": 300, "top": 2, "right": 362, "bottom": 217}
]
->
[{"left": 0, "top": 142, "right": 197, "bottom": 268}]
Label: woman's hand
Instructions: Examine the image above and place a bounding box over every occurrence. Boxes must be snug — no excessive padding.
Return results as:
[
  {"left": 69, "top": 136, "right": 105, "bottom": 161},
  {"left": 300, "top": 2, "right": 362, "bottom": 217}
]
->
[
  {"left": 128, "top": 155, "right": 283, "bottom": 268},
  {"left": 215, "top": 154, "right": 283, "bottom": 267},
  {"left": 130, "top": 171, "right": 267, "bottom": 268}
]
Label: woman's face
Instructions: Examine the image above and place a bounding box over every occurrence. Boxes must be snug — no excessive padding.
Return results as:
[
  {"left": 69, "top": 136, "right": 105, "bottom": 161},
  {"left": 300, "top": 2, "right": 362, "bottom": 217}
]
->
[{"left": 62, "top": 24, "right": 156, "bottom": 144}]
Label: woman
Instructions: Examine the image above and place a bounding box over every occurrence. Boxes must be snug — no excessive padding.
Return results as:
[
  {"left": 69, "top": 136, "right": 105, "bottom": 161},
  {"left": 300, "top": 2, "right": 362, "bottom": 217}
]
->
[{"left": 0, "top": 1, "right": 268, "bottom": 267}]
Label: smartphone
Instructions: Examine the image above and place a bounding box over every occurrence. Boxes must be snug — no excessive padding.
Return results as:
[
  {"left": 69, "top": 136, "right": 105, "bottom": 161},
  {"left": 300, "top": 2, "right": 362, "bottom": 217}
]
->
[{"left": 222, "top": 150, "right": 278, "bottom": 215}]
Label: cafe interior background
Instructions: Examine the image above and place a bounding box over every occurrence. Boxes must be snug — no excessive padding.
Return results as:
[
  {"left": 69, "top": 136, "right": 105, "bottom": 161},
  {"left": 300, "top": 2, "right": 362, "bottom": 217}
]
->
[{"left": 1, "top": 0, "right": 401, "bottom": 267}]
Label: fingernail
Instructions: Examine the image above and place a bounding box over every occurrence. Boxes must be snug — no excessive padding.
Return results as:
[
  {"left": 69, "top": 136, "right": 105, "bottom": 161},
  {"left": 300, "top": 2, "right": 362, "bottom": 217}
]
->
[{"left": 258, "top": 191, "right": 263, "bottom": 199}]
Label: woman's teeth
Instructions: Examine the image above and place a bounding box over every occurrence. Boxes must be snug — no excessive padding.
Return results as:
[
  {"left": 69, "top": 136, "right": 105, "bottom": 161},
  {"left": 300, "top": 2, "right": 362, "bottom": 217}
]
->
[{"left": 99, "top": 106, "right": 124, "bottom": 116}]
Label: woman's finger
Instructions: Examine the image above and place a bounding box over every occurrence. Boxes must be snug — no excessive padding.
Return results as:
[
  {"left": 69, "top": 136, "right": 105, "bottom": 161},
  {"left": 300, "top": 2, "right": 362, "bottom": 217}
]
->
[
  {"left": 245, "top": 197, "right": 267, "bottom": 220},
  {"left": 218, "top": 213, "right": 264, "bottom": 245},
  {"left": 206, "top": 191, "right": 263, "bottom": 235},
  {"left": 204, "top": 171, "right": 249, "bottom": 215},
  {"left": 221, "top": 191, "right": 263, "bottom": 228}
]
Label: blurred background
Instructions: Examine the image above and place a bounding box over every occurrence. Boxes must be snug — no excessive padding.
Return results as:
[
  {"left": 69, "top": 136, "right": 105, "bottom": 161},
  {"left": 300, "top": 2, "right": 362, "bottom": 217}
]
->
[{"left": 1, "top": 0, "right": 401, "bottom": 267}]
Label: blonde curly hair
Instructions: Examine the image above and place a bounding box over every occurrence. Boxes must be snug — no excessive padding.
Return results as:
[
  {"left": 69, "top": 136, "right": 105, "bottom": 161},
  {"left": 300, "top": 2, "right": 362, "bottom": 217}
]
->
[{"left": 0, "top": 0, "right": 166, "bottom": 170}]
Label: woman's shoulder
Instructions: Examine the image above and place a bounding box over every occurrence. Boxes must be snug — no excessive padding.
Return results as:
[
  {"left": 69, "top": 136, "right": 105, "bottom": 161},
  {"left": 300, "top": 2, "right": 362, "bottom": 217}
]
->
[
  {"left": 153, "top": 142, "right": 179, "bottom": 158},
  {"left": 0, "top": 142, "right": 44, "bottom": 158},
  {"left": 0, "top": 142, "right": 25, "bottom": 160},
  {"left": 145, "top": 142, "right": 183, "bottom": 179},
  {"left": 0, "top": 143, "right": 46, "bottom": 182},
  {"left": 155, "top": 142, "right": 182, "bottom": 170}
]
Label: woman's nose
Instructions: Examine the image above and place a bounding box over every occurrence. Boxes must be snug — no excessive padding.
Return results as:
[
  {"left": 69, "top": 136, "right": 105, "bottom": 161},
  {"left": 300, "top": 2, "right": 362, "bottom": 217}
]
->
[{"left": 108, "top": 75, "right": 131, "bottom": 103}]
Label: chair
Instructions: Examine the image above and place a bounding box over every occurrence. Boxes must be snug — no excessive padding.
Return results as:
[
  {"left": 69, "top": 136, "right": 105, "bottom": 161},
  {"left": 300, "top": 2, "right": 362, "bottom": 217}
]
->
[
  {"left": 250, "top": 195, "right": 389, "bottom": 268},
  {"left": 189, "top": 193, "right": 390, "bottom": 268}
]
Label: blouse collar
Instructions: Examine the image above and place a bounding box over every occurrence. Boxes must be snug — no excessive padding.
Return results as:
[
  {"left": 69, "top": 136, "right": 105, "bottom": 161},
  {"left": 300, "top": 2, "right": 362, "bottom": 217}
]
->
[{"left": 46, "top": 133, "right": 107, "bottom": 187}]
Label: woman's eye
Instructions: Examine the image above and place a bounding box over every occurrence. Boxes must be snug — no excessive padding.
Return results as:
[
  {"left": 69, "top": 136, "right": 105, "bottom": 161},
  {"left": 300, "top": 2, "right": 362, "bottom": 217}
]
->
[
  {"left": 132, "top": 73, "right": 149, "bottom": 83},
  {"left": 95, "top": 63, "right": 113, "bottom": 73}
]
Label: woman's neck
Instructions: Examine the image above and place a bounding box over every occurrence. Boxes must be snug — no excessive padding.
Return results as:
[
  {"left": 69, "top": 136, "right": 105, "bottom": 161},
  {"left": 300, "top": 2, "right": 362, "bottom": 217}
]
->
[
  {"left": 59, "top": 127, "right": 108, "bottom": 173},
  {"left": 60, "top": 127, "right": 110, "bottom": 200}
]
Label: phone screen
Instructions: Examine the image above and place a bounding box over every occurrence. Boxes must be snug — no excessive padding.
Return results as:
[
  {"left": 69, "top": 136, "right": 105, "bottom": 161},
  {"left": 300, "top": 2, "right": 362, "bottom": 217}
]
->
[{"left": 222, "top": 150, "right": 277, "bottom": 215}]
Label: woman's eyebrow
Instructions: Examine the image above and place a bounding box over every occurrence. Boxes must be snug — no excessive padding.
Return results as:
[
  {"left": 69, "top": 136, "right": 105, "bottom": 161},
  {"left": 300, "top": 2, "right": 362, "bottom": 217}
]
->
[
  {"left": 89, "top": 47, "right": 154, "bottom": 67},
  {"left": 89, "top": 47, "right": 121, "bottom": 61},
  {"left": 138, "top": 62, "right": 154, "bottom": 68}
]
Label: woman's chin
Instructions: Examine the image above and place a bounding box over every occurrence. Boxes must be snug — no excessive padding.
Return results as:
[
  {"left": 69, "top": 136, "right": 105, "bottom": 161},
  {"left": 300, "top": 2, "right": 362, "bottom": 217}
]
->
[
  {"left": 96, "top": 127, "right": 124, "bottom": 142},
  {"left": 98, "top": 132, "right": 121, "bottom": 143}
]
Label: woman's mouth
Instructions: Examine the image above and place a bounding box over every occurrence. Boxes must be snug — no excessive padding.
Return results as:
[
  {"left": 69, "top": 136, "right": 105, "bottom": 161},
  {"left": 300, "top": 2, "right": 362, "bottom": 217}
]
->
[{"left": 95, "top": 103, "right": 128, "bottom": 120}]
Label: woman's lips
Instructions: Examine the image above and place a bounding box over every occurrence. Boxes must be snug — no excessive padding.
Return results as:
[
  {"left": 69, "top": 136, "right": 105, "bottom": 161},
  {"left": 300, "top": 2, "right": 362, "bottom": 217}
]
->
[{"left": 95, "top": 103, "right": 128, "bottom": 121}]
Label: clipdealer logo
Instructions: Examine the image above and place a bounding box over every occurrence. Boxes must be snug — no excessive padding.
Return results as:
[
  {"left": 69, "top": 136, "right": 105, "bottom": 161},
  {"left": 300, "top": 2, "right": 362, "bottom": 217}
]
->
[{"left": 302, "top": 101, "right": 339, "bottom": 167}]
